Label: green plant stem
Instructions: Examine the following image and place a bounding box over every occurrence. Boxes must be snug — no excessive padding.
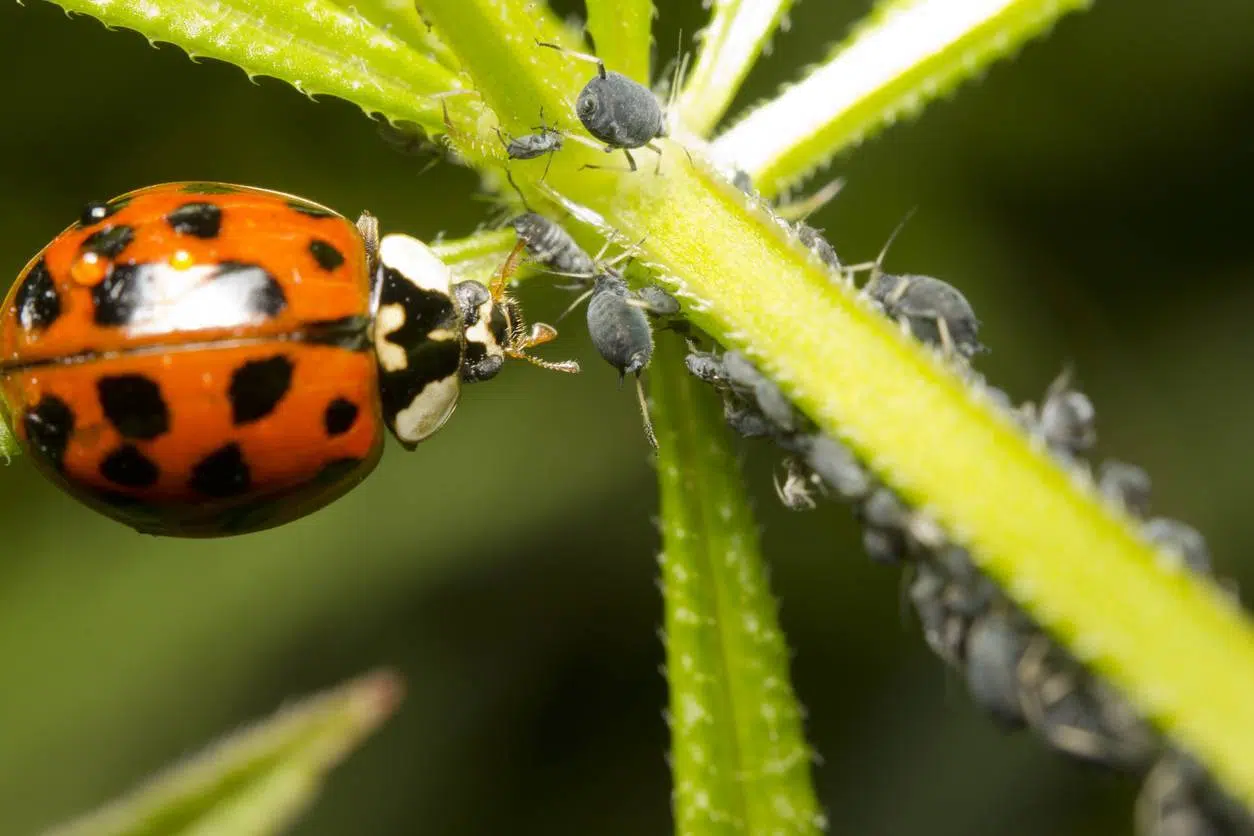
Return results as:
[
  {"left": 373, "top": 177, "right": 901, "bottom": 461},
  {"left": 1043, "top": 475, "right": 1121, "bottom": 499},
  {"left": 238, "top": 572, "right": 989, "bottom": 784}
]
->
[
  {"left": 653, "top": 335, "right": 823, "bottom": 835},
  {"left": 585, "top": 0, "right": 653, "bottom": 84}
]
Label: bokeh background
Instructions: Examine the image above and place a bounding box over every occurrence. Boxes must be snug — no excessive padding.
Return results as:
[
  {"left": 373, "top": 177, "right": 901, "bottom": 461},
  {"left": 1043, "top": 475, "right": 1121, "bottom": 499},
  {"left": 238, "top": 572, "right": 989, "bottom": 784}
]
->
[{"left": 1, "top": 0, "right": 1252, "bottom": 833}]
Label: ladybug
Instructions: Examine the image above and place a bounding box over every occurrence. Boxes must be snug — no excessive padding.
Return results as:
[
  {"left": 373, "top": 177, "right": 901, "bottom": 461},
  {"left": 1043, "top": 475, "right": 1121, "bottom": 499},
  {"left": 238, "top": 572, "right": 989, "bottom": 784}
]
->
[{"left": 0, "top": 182, "right": 578, "bottom": 537}]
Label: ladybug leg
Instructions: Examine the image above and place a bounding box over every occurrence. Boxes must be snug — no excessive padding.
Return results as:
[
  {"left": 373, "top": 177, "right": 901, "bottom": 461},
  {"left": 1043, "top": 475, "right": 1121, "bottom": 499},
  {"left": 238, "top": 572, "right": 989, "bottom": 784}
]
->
[
  {"left": 355, "top": 211, "right": 380, "bottom": 276},
  {"left": 505, "top": 322, "right": 580, "bottom": 374},
  {"left": 490, "top": 238, "right": 529, "bottom": 301}
]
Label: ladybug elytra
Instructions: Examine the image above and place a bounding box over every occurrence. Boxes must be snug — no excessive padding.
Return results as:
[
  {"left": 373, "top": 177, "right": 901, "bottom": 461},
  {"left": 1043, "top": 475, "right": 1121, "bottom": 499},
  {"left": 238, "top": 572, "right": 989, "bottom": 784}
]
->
[{"left": 0, "top": 182, "right": 577, "bottom": 537}]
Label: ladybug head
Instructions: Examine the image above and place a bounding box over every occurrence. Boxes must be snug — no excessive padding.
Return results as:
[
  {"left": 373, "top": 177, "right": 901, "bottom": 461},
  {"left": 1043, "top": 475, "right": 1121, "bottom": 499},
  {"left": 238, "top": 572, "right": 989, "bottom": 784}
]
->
[{"left": 455, "top": 240, "right": 580, "bottom": 383}]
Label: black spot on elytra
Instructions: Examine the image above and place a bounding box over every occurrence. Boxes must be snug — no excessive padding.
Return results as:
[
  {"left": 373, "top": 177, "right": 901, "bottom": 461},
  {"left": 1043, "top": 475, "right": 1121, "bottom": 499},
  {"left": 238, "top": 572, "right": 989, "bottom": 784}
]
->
[
  {"left": 97, "top": 375, "right": 170, "bottom": 440},
  {"left": 79, "top": 197, "right": 129, "bottom": 228},
  {"left": 23, "top": 395, "right": 73, "bottom": 471},
  {"left": 179, "top": 183, "right": 241, "bottom": 195},
  {"left": 229, "top": 355, "right": 294, "bottom": 425},
  {"left": 375, "top": 265, "right": 462, "bottom": 441},
  {"left": 189, "top": 442, "right": 251, "bottom": 498},
  {"left": 323, "top": 398, "right": 359, "bottom": 436},
  {"left": 215, "top": 261, "right": 287, "bottom": 319},
  {"left": 100, "top": 443, "right": 160, "bottom": 488},
  {"left": 285, "top": 199, "right": 336, "bottom": 219},
  {"left": 308, "top": 239, "right": 345, "bottom": 271},
  {"left": 91, "top": 263, "right": 144, "bottom": 326},
  {"left": 166, "top": 202, "right": 222, "bottom": 238},
  {"left": 82, "top": 225, "right": 135, "bottom": 259},
  {"left": 15, "top": 258, "right": 61, "bottom": 331}
]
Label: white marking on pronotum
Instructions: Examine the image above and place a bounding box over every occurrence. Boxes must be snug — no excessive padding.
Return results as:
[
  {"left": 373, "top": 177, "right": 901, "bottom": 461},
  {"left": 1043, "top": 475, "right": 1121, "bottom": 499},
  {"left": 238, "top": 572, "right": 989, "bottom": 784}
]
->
[
  {"left": 375, "top": 304, "right": 408, "bottom": 372},
  {"left": 394, "top": 375, "right": 461, "bottom": 444},
  {"left": 379, "top": 232, "right": 454, "bottom": 295}
]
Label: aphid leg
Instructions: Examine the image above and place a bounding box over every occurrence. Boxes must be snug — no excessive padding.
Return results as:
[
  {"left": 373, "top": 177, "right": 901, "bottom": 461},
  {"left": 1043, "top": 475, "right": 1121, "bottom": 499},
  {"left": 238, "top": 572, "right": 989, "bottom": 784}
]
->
[
  {"left": 635, "top": 374, "right": 659, "bottom": 449},
  {"left": 535, "top": 40, "right": 607, "bottom": 78},
  {"left": 540, "top": 149, "right": 555, "bottom": 182},
  {"left": 504, "top": 170, "right": 534, "bottom": 212},
  {"left": 579, "top": 152, "right": 638, "bottom": 173},
  {"left": 645, "top": 142, "right": 666, "bottom": 174},
  {"left": 936, "top": 316, "right": 956, "bottom": 358}
]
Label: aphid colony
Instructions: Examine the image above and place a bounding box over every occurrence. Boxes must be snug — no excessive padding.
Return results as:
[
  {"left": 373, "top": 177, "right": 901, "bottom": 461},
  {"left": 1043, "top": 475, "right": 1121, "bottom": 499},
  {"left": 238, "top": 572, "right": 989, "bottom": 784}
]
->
[{"left": 680, "top": 181, "right": 1247, "bottom": 835}]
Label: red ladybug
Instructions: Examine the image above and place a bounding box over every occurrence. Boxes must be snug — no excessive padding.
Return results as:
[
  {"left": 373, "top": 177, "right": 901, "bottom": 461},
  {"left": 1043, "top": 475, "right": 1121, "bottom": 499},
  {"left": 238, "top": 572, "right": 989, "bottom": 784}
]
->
[{"left": 0, "top": 182, "right": 576, "bottom": 536}]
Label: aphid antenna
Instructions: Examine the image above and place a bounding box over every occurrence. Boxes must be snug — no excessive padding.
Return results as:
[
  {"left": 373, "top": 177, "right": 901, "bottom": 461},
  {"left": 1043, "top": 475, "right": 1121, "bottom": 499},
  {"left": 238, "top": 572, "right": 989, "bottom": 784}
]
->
[
  {"left": 775, "top": 177, "right": 847, "bottom": 223},
  {"left": 842, "top": 206, "right": 918, "bottom": 285},
  {"left": 536, "top": 39, "right": 607, "bottom": 78},
  {"left": 555, "top": 286, "right": 596, "bottom": 322},
  {"left": 660, "top": 30, "right": 691, "bottom": 135}
]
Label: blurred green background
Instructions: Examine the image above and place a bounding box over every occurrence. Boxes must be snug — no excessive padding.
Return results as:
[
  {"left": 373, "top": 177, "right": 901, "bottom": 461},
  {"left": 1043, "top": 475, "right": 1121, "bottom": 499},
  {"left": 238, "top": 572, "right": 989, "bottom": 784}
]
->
[{"left": 1, "top": 0, "right": 1252, "bottom": 833}]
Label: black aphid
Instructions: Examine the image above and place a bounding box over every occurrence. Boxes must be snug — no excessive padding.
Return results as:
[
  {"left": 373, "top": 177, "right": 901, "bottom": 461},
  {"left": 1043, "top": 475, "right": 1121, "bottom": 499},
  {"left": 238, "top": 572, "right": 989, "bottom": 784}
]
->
[
  {"left": 537, "top": 40, "right": 665, "bottom": 172},
  {"left": 865, "top": 272, "right": 983, "bottom": 358},
  {"left": 509, "top": 213, "right": 596, "bottom": 277},
  {"left": 496, "top": 108, "right": 564, "bottom": 180},
  {"left": 587, "top": 271, "right": 658, "bottom": 447}
]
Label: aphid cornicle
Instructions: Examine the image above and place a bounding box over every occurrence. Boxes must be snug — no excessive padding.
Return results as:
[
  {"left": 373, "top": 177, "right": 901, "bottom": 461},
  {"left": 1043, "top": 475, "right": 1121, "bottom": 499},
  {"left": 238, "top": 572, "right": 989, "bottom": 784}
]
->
[
  {"left": 0, "top": 183, "right": 578, "bottom": 537},
  {"left": 537, "top": 40, "right": 666, "bottom": 172}
]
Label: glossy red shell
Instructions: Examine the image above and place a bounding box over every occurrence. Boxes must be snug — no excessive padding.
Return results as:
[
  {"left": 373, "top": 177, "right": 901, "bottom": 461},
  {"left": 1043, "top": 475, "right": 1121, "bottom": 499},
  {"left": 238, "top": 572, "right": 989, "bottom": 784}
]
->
[{"left": 0, "top": 183, "right": 385, "bottom": 536}]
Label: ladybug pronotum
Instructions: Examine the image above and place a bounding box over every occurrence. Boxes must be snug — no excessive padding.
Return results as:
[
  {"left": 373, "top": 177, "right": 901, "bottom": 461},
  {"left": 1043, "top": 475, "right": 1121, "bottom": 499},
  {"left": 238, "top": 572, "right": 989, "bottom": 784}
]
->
[{"left": 0, "top": 182, "right": 577, "bottom": 537}]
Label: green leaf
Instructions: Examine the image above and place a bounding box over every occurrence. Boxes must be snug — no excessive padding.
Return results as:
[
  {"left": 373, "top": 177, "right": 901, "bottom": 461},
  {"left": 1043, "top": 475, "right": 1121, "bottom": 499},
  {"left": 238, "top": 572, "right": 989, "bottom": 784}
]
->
[
  {"left": 585, "top": 0, "right": 654, "bottom": 85},
  {"left": 47, "top": 0, "right": 464, "bottom": 134},
  {"left": 652, "top": 336, "right": 823, "bottom": 836},
  {"left": 673, "top": 0, "right": 798, "bottom": 137},
  {"left": 42, "top": 670, "right": 403, "bottom": 836},
  {"left": 334, "top": 0, "right": 461, "bottom": 74},
  {"left": 711, "top": 0, "right": 1094, "bottom": 198},
  {"left": 412, "top": 0, "right": 579, "bottom": 138}
]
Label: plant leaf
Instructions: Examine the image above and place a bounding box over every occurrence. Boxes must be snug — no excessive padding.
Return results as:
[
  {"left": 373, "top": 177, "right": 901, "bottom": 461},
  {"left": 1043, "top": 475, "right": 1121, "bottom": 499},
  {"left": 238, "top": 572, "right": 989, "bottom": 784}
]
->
[
  {"left": 47, "top": 0, "right": 463, "bottom": 135},
  {"left": 673, "top": 0, "right": 798, "bottom": 137},
  {"left": 42, "top": 670, "right": 403, "bottom": 836},
  {"left": 585, "top": 0, "right": 654, "bottom": 85},
  {"left": 652, "top": 335, "right": 823, "bottom": 836},
  {"left": 711, "top": 0, "right": 1093, "bottom": 197}
]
